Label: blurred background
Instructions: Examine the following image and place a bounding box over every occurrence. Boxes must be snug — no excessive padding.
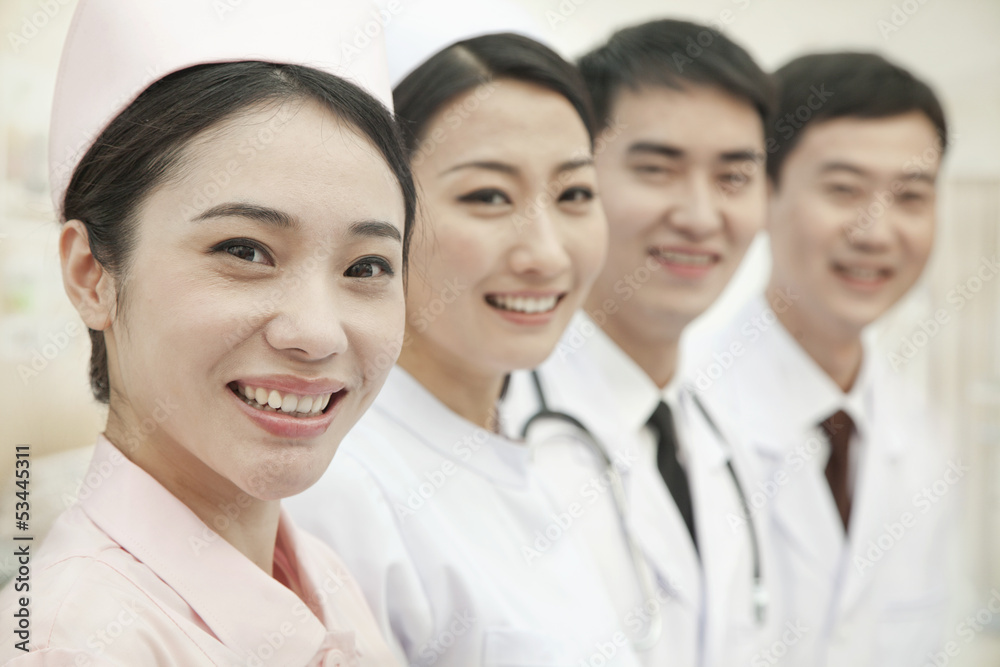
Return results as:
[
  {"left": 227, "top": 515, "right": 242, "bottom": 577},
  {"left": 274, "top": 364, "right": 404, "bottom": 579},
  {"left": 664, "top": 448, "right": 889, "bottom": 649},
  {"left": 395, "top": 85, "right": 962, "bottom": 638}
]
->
[{"left": 1, "top": 0, "right": 998, "bottom": 663}]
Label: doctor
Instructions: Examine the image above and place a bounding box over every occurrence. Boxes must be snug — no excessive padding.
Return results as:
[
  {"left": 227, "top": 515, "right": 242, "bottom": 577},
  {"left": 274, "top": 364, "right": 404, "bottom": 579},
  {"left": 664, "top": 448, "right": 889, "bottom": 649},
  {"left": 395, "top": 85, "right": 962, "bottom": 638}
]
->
[
  {"left": 687, "top": 52, "right": 956, "bottom": 665},
  {"left": 0, "top": 0, "right": 413, "bottom": 664},
  {"left": 503, "top": 19, "right": 780, "bottom": 667},
  {"left": 287, "top": 4, "right": 640, "bottom": 666}
]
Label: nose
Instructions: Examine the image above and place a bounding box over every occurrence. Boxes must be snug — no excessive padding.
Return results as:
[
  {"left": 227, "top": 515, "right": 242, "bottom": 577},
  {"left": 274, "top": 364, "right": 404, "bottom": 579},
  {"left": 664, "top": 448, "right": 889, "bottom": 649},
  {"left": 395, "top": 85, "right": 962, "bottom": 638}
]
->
[
  {"left": 508, "top": 204, "right": 572, "bottom": 279},
  {"left": 669, "top": 173, "right": 724, "bottom": 238},
  {"left": 263, "top": 272, "right": 349, "bottom": 361},
  {"left": 846, "top": 192, "right": 895, "bottom": 251}
]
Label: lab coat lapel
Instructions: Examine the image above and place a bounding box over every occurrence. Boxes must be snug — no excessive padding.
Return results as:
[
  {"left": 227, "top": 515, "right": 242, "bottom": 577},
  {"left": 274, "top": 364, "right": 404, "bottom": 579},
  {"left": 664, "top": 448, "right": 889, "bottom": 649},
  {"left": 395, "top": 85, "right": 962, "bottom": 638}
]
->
[
  {"left": 757, "top": 436, "right": 844, "bottom": 582},
  {"left": 837, "top": 415, "right": 904, "bottom": 614}
]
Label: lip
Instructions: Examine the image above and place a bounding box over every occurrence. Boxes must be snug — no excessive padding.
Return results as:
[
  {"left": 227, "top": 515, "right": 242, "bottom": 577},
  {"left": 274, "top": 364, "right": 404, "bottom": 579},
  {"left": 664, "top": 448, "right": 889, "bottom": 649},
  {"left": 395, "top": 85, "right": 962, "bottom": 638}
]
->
[
  {"left": 649, "top": 246, "right": 721, "bottom": 279},
  {"left": 831, "top": 262, "right": 894, "bottom": 292},
  {"left": 228, "top": 375, "right": 347, "bottom": 439},
  {"left": 234, "top": 374, "right": 346, "bottom": 396},
  {"left": 484, "top": 290, "right": 567, "bottom": 327}
]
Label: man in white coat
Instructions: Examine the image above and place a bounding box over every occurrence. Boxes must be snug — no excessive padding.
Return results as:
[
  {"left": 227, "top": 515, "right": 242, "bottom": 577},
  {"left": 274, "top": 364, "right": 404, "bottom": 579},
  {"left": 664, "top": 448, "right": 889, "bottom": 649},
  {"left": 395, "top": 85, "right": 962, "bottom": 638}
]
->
[
  {"left": 503, "top": 19, "right": 783, "bottom": 667},
  {"left": 686, "top": 52, "right": 959, "bottom": 666}
]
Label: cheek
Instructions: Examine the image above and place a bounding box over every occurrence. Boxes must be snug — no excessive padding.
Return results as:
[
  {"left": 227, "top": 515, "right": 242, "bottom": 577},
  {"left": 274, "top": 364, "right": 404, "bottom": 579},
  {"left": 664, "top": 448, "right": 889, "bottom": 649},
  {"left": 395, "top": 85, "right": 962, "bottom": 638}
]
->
[{"left": 567, "top": 216, "right": 608, "bottom": 282}]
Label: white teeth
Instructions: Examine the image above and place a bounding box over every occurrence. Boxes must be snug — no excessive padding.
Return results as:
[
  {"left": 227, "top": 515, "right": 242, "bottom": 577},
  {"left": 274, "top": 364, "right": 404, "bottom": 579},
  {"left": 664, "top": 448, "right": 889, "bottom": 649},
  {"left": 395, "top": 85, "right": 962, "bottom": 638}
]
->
[
  {"left": 838, "top": 265, "right": 886, "bottom": 281},
  {"left": 655, "top": 250, "right": 714, "bottom": 265},
  {"left": 488, "top": 295, "right": 559, "bottom": 314},
  {"left": 280, "top": 394, "right": 298, "bottom": 414},
  {"left": 234, "top": 384, "right": 335, "bottom": 417},
  {"left": 267, "top": 390, "right": 282, "bottom": 409}
]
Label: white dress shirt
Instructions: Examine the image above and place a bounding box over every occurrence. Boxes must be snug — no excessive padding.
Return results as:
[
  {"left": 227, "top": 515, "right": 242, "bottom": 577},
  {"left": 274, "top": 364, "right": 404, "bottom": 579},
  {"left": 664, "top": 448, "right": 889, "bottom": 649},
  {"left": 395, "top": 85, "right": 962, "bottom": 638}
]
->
[
  {"left": 503, "top": 313, "right": 782, "bottom": 667},
  {"left": 287, "top": 365, "right": 641, "bottom": 667},
  {"left": 686, "top": 294, "right": 957, "bottom": 667}
]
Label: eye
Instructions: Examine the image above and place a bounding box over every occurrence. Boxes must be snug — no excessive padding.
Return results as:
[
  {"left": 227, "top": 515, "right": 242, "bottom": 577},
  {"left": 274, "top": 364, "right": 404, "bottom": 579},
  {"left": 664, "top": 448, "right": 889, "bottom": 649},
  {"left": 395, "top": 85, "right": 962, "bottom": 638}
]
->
[
  {"left": 345, "top": 256, "right": 394, "bottom": 279},
  {"left": 825, "top": 183, "right": 862, "bottom": 200},
  {"left": 719, "top": 172, "right": 751, "bottom": 190},
  {"left": 559, "top": 186, "right": 595, "bottom": 203},
  {"left": 458, "top": 188, "right": 511, "bottom": 206},
  {"left": 633, "top": 163, "right": 672, "bottom": 175},
  {"left": 212, "top": 239, "right": 273, "bottom": 266}
]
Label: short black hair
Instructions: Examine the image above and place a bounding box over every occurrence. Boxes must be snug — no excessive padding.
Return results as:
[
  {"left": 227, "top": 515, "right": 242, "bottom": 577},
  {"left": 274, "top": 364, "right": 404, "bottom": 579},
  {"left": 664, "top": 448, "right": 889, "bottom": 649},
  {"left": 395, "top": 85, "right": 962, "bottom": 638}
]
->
[
  {"left": 577, "top": 19, "right": 774, "bottom": 131},
  {"left": 767, "top": 52, "right": 948, "bottom": 184},
  {"left": 393, "top": 32, "right": 595, "bottom": 157}
]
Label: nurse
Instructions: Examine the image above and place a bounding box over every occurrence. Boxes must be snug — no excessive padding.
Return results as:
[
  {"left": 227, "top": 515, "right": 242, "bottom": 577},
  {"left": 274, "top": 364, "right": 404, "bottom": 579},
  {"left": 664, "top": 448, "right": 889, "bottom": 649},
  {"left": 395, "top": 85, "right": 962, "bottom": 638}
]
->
[
  {"left": 0, "top": 0, "right": 413, "bottom": 664},
  {"left": 286, "top": 8, "right": 638, "bottom": 667}
]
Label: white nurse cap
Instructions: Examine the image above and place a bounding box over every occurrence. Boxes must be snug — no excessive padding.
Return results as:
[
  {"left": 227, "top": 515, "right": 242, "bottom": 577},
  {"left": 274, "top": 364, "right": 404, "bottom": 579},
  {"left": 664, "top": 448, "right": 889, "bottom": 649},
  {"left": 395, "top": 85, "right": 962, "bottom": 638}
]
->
[
  {"left": 50, "top": 0, "right": 393, "bottom": 213},
  {"left": 384, "top": 0, "right": 548, "bottom": 88}
]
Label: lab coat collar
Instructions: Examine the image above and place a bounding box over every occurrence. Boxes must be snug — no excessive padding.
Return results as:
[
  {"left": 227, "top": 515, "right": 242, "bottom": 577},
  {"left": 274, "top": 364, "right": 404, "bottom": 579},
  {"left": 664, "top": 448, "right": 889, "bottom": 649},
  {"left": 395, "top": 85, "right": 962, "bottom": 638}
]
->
[
  {"left": 81, "top": 436, "right": 348, "bottom": 666},
  {"left": 743, "top": 295, "right": 877, "bottom": 456},
  {"left": 577, "top": 313, "right": 682, "bottom": 437},
  {"left": 373, "top": 366, "right": 532, "bottom": 487}
]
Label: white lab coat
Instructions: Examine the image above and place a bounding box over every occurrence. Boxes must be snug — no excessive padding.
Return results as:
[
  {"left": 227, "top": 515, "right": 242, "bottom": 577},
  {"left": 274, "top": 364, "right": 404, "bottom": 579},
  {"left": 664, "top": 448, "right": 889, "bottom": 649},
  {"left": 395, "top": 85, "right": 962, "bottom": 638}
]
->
[
  {"left": 286, "top": 365, "right": 641, "bottom": 667},
  {"left": 685, "top": 294, "right": 957, "bottom": 666},
  {"left": 502, "top": 313, "right": 783, "bottom": 667}
]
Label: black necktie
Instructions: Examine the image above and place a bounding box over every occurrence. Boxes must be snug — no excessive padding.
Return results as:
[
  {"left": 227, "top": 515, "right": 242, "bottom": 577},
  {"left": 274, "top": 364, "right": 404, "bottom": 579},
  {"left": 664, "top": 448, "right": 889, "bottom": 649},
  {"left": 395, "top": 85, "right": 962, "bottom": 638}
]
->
[
  {"left": 648, "top": 401, "right": 698, "bottom": 553},
  {"left": 820, "top": 410, "right": 855, "bottom": 531}
]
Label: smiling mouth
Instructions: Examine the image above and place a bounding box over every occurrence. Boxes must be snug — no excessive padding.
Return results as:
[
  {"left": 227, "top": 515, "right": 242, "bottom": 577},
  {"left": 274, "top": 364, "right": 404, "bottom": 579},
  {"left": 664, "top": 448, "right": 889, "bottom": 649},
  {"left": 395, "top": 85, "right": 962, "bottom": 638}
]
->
[
  {"left": 484, "top": 293, "right": 564, "bottom": 314},
  {"left": 228, "top": 382, "right": 339, "bottom": 419},
  {"left": 650, "top": 249, "right": 720, "bottom": 266},
  {"left": 833, "top": 263, "right": 893, "bottom": 283}
]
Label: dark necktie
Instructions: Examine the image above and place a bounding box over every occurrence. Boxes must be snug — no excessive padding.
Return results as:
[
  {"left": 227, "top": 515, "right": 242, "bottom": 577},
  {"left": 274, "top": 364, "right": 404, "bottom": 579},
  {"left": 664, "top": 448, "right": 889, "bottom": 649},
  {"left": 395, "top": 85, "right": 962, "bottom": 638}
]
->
[
  {"left": 648, "top": 401, "right": 698, "bottom": 553},
  {"left": 820, "top": 410, "right": 855, "bottom": 531}
]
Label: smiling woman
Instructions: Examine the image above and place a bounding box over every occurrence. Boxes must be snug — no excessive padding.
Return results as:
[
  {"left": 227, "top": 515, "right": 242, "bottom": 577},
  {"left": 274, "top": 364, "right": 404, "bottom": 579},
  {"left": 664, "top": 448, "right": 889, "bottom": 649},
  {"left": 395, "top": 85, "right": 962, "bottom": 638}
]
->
[
  {"left": 285, "top": 14, "right": 646, "bottom": 664},
  {"left": 0, "top": 0, "right": 413, "bottom": 665}
]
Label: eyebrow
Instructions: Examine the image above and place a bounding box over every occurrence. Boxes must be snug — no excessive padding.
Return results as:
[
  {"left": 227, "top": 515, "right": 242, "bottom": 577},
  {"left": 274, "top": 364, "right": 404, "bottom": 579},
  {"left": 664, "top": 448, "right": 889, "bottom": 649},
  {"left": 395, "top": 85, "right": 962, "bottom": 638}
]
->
[
  {"left": 442, "top": 160, "right": 518, "bottom": 176},
  {"left": 193, "top": 202, "right": 401, "bottom": 242},
  {"left": 820, "top": 161, "right": 936, "bottom": 185},
  {"left": 627, "top": 142, "right": 764, "bottom": 163},
  {"left": 193, "top": 202, "right": 294, "bottom": 228},
  {"left": 349, "top": 220, "right": 402, "bottom": 243},
  {"left": 442, "top": 156, "right": 594, "bottom": 179}
]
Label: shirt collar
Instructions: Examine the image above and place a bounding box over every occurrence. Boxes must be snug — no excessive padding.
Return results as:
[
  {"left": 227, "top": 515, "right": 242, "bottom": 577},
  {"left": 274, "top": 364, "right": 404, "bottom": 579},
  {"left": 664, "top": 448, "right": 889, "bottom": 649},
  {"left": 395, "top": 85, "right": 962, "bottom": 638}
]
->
[
  {"left": 746, "top": 294, "right": 874, "bottom": 443},
  {"left": 581, "top": 313, "right": 672, "bottom": 432},
  {"left": 81, "top": 436, "right": 353, "bottom": 666},
  {"left": 371, "top": 365, "right": 532, "bottom": 487}
]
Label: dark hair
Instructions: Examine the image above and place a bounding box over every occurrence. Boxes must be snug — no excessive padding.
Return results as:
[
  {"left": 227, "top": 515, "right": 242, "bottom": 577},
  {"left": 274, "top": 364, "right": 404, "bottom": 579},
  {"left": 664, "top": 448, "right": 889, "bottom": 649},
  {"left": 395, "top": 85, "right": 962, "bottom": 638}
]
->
[
  {"left": 767, "top": 52, "right": 948, "bottom": 184},
  {"left": 577, "top": 19, "right": 774, "bottom": 131},
  {"left": 392, "top": 32, "right": 596, "bottom": 156},
  {"left": 64, "top": 61, "right": 416, "bottom": 403}
]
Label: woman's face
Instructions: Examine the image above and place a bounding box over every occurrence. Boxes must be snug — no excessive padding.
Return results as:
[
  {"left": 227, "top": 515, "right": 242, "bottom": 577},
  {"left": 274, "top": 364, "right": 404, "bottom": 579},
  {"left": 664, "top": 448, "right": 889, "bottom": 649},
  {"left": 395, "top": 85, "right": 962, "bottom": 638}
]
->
[
  {"left": 403, "top": 79, "right": 606, "bottom": 378},
  {"left": 100, "top": 100, "right": 406, "bottom": 501}
]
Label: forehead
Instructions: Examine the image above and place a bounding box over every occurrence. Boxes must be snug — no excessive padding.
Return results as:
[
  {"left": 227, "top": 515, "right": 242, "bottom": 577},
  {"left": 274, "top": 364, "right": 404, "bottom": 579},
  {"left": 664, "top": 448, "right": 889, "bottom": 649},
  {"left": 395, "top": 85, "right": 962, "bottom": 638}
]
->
[
  {"left": 162, "top": 99, "right": 404, "bottom": 226},
  {"left": 609, "top": 83, "right": 765, "bottom": 151},
  {"left": 787, "top": 113, "right": 942, "bottom": 177},
  {"left": 417, "top": 79, "right": 591, "bottom": 168}
]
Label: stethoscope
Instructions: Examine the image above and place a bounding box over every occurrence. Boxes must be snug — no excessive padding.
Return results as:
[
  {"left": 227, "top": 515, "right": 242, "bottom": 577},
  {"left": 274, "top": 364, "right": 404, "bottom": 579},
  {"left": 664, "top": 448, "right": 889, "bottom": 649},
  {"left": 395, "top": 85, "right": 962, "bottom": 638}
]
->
[{"left": 520, "top": 370, "right": 767, "bottom": 651}]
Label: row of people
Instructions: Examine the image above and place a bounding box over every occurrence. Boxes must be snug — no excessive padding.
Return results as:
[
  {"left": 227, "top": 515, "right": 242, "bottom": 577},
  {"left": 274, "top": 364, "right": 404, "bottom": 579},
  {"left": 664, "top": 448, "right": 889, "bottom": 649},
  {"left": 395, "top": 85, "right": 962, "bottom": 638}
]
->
[{"left": 2, "top": 0, "right": 956, "bottom": 665}]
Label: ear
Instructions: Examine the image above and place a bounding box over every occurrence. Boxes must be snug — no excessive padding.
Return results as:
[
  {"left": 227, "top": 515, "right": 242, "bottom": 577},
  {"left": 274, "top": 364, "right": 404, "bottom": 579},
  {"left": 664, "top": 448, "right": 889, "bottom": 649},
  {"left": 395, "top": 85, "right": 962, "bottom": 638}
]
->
[{"left": 60, "top": 220, "right": 116, "bottom": 330}]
